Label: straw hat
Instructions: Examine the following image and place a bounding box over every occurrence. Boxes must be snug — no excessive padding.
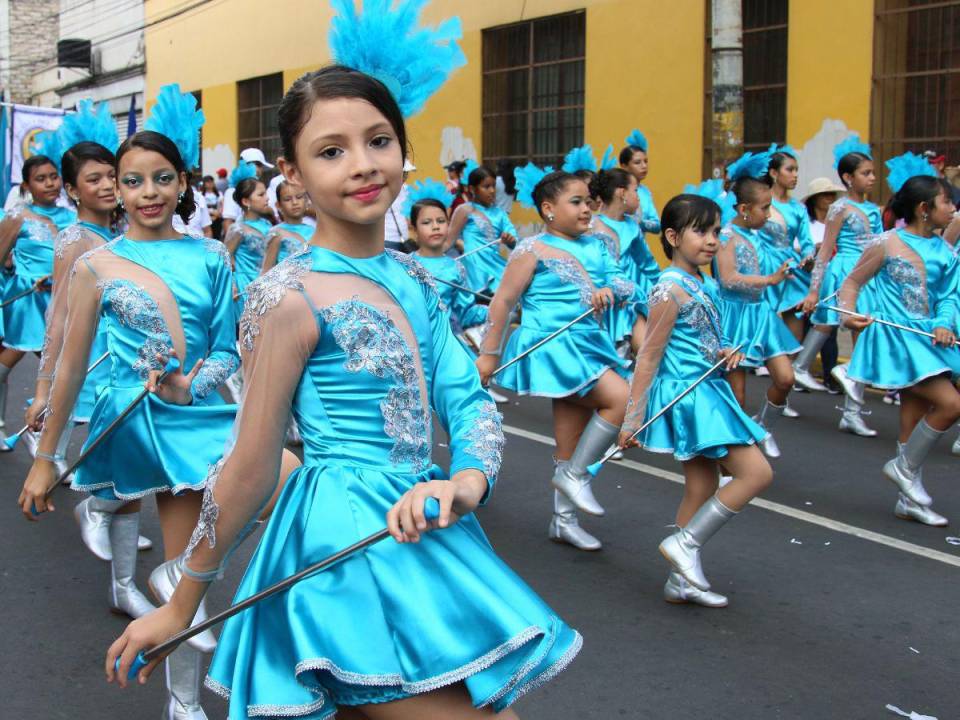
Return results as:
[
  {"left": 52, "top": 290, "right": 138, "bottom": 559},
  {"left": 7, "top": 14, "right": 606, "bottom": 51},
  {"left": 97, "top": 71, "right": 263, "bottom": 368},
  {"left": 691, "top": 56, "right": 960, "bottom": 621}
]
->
[{"left": 801, "top": 177, "right": 846, "bottom": 202}]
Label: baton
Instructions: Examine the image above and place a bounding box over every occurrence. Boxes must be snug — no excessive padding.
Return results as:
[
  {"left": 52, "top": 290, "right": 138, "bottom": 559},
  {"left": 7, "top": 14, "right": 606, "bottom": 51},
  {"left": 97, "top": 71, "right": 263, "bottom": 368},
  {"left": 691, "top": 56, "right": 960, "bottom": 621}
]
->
[
  {"left": 490, "top": 307, "right": 595, "bottom": 378},
  {"left": 457, "top": 238, "right": 504, "bottom": 260},
  {"left": 589, "top": 344, "right": 744, "bottom": 473},
  {"left": 5, "top": 351, "right": 111, "bottom": 450},
  {"left": 823, "top": 305, "right": 959, "bottom": 346},
  {"left": 0, "top": 275, "right": 51, "bottom": 308},
  {"left": 117, "top": 498, "right": 443, "bottom": 679},
  {"left": 432, "top": 276, "right": 493, "bottom": 302}
]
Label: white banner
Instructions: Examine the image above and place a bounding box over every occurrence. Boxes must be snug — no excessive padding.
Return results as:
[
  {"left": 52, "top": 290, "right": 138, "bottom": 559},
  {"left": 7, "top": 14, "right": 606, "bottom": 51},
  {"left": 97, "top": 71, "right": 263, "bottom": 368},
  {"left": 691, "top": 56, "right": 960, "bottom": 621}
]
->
[{"left": 9, "top": 105, "right": 64, "bottom": 184}]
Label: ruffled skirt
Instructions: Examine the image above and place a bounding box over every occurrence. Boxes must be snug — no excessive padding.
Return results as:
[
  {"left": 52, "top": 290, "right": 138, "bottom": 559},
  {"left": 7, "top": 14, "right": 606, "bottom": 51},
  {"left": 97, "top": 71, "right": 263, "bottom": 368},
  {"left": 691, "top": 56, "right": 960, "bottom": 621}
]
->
[
  {"left": 810, "top": 253, "right": 876, "bottom": 326},
  {"left": 71, "top": 386, "right": 236, "bottom": 500},
  {"left": 604, "top": 300, "right": 640, "bottom": 347},
  {"left": 206, "top": 463, "right": 582, "bottom": 718},
  {"left": 497, "top": 325, "right": 629, "bottom": 398},
  {"left": 720, "top": 299, "right": 800, "bottom": 367},
  {"left": 847, "top": 318, "right": 960, "bottom": 389},
  {"left": 637, "top": 374, "right": 766, "bottom": 461},
  {"left": 1, "top": 274, "right": 50, "bottom": 351}
]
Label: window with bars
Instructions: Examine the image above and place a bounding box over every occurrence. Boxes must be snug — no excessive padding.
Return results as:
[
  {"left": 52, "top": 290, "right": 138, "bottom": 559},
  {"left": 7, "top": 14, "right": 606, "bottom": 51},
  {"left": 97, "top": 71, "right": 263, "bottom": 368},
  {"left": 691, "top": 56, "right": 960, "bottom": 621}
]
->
[
  {"left": 742, "top": 0, "right": 788, "bottom": 151},
  {"left": 237, "top": 73, "right": 283, "bottom": 163},
  {"left": 482, "top": 11, "right": 585, "bottom": 169},
  {"left": 872, "top": 0, "right": 960, "bottom": 199}
]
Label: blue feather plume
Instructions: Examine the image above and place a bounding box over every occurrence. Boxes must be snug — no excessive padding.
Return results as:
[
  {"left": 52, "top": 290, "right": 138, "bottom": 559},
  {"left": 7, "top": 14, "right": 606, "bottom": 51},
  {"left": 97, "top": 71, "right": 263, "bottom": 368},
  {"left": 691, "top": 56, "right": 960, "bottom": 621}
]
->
[
  {"left": 329, "top": 0, "right": 466, "bottom": 118},
  {"left": 562, "top": 144, "right": 597, "bottom": 174},
  {"left": 767, "top": 142, "right": 797, "bottom": 159},
  {"left": 59, "top": 99, "right": 120, "bottom": 153},
  {"left": 833, "top": 134, "right": 872, "bottom": 168},
  {"left": 726, "top": 151, "right": 771, "bottom": 182},
  {"left": 229, "top": 161, "right": 258, "bottom": 188},
  {"left": 885, "top": 151, "right": 936, "bottom": 193},
  {"left": 403, "top": 178, "right": 452, "bottom": 216},
  {"left": 625, "top": 129, "right": 648, "bottom": 153},
  {"left": 31, "top": 130, "right": 66, "bottom": 173},
  {"left": 514, "top": 162, "right": 553, "bottom": 209},
  {"left": 599, "top": 144, "right": 616, "bottom": 170},
  {"left": 144, "top": 84, "right": 205, "bottom": 170},
  {"left": 684, "top": 178, "right": 737, "bottom": 225},
  {"left": 460, "top": 158, "right": 479, "bottom": 185}
]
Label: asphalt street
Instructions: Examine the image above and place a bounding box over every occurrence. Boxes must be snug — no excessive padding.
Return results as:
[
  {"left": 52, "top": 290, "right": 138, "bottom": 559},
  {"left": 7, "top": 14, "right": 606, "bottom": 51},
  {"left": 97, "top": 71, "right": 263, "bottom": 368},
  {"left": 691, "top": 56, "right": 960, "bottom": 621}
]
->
[{"left": 2, "top": 353, "right": 958, "bottom": 719}]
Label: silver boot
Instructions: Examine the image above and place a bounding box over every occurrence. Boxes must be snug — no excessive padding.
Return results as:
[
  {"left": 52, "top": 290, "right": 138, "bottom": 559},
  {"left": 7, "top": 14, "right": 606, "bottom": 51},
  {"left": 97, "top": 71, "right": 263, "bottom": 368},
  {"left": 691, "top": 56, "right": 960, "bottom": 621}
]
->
[
  {"left": 951, "top": 432, "right": 960, "bottom": 456},
  {"left": 659, "top": 496, "right": 737, "bottom": 591},
  {"left": 54, "top": 423, "right": 73, "bottom": 483},
  {"left": 831, "top": 363, "right": 864, "bottom": 405},
  {"left": 0, "top": 362, "right": 10, "bottom": 428},
  {"left": 838, "top": 392, "right": 877, "bottom": 437},
  {"left": 664, "top": 571, "right": 728, "bottom": 608},
  {"left": 895, "top": 493, "right": 948, "bottom": 527},
  {"left": 782, "top": 400, "right": 799, "bottom": 419},
  {"left": 75, "top": 496, "right": 123, "bottom": 561},
  {"left": 792, "top": 329, "right": 829, "bottom": 392},
  {"left": 883, "top": 421, "right": 941, "bottom": 507},
  {"left": 108, "top": 512, "right": 157, "bottom": 619},
  {"left": 551, "top": 413, "right": 618, "bottom": 516},
  {"left": 162, "top": 645, "right": 209, "bottom": 720},
  {"left": 548, "top": 488, "right": 602, "bottom": 551},
  {"left": 150, "top": 557, "right": 217, "bottom": 654},
  {"left": 751, "top": 400, "right": 785, "bottom": 458}
]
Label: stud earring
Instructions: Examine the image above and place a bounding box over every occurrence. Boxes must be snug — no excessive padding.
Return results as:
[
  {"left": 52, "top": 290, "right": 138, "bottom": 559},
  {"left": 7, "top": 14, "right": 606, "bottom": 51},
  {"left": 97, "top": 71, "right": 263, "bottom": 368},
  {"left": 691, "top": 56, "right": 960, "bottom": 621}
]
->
[
  {"left": 922, "top": 212, "right": 929, "bottom": 223},
  {"left": 117, "top": 197, "right": 124, "bottom": 209},
  {"left": 546, "top": 213, "right": 555, "bottom": 222},
  {"left": 71, "top": 195, "right": 80, "bottom": 205},
  {"left": 742, "top": 213, "right": 748, "bottom": 221}
]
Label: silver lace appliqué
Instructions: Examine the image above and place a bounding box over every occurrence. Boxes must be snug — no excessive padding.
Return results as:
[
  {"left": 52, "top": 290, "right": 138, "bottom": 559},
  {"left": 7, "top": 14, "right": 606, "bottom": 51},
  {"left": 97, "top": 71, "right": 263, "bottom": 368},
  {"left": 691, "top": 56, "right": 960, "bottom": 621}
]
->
[
  {"left": 24, "top": 218, "right": 54, "bottom": 245},
  {"left": 471, "top": 209, "right": 498, "bottom": 243},
  {"left": 463, "top": 400, "right": 504, "bottom": 479},
  {"left": 647, "top": 281, "right": 674, "bottom": 308},
  {"left": 762, "top": 219, "right": 790, "bottom": 249},
  {"left": 203, "top": 238, "right": 232, "bottom": 266},
  {"left": 240, "top": 229, "right": 266, "bottom": 256},
  {"left": 54, "top": 224, "right": 86, "bottom": 259},
  {"left": 609, "top": 276, "right": 636, "bottom": 301},
  {"left": 191, "top": 355, "right": 239, "bottom": 400},
  {"left": 98, "top": 279, "right": 172, "bottom": 378},
  {"left": 239, "top": 255, "right": 312, "bottom": 351},
  {"left": 542, "top": 256, "right": 595, "bottom": 306},
  {"left": 321, "top": 298, "right": 431, "bottom": 470},
  {"left": 184, "top": 459, "right": 223, "bottom": 559},
  {"left": 387, "top": 249, "right": 448, "bottom": 312},
  {"left": 591, "top": 229, "right": 620, "bottom": 260},
  {"left": 885, "top": 256, "right": 927, "bottom": 316},
  {"left": 680, "top": 298, "right": 722, "bottom": 361}
]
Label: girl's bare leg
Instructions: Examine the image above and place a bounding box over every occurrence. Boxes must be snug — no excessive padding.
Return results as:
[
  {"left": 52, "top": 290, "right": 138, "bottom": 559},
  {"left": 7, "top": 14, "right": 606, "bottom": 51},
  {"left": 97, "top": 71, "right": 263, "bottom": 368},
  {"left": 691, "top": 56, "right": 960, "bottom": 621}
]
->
[
  {"left": 677, "top": 456, "right": 719, "bottom": 526},
  {"left": 358, "top": 683, "right": 519, "bottom": 719},
  {"left": 715, "top": 445, "right": 773, "bottom": 511},
  {"left": 727, "top": 369, "right": 746, "bottom": 408},
  {"left": 552, "top": 399, "right": 592, "bottom": 461}
]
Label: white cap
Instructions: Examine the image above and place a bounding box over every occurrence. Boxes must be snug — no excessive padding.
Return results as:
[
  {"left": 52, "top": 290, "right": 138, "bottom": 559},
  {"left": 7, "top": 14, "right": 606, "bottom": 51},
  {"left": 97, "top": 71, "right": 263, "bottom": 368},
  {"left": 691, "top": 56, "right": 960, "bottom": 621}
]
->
[
  {"left": 239, "top": 148, "right": 274, "bottom": 168},
  {"left": 403, "top": 159, "right": 416, "bottom": 172}
]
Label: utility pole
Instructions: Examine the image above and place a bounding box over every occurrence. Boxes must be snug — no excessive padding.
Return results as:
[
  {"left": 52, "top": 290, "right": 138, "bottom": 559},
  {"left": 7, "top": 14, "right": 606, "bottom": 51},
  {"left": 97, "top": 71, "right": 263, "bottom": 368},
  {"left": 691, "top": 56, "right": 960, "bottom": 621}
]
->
[{"left": 711, "top": 0, "right": 743, "bottom": 178}]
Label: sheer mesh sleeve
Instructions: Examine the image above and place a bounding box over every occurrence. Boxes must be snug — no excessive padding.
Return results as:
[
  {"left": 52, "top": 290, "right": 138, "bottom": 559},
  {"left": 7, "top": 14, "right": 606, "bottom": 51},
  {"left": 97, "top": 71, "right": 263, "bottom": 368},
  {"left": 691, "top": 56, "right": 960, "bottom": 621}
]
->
[
  {"left": 260, "top": 228, "right": 283, "bottom": 273},
  {"left": 838, "top": 234, "right": 886, "bottom": 314},
  {"left": 0, "top": 212, "right": 24, "bottom": 265},
  {"left": 621, "top": 282, "right": 681, "bottom": 439},
  {"left": 222, "top": 224, "right": 242, "bottom": 268},
  {"left": 190, "top": 243, "right": 240, "bottom": 401},
  {"left": 36, "top": 257, "right": 101, "bottom": 458},
  {"left": 183, "top": 278, "right": 318, "bottom": 580},
  {"left": 37, "top": 227, "right": 92, "bottom": 380},
  {"left": 499, "top": 208, "right": 518, "bottom": 239},
  {"left": 451, "top": 263, "right": 488, "bottom": 329},
  {"left": 478, "top": 241, "right": 537, "bottom": 355},
  {"left": 811, "top": 202, "right": 847, "bottom": 293},
  {"left": 715, "top": 231, "right": 770, "bottom": 292},
  {"left": 628, "top": 235, "right": 661, "bottom": 285},
  {"left": 598, "top": 240, "right": 638, "bottom": 302}
]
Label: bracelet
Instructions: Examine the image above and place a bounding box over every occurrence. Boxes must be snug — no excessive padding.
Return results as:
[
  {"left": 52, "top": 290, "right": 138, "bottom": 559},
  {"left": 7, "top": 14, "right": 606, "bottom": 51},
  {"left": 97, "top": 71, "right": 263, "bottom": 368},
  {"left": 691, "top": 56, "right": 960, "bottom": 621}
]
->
[{"left": 37, "top": 451, "right": 64, "bottom": 462}]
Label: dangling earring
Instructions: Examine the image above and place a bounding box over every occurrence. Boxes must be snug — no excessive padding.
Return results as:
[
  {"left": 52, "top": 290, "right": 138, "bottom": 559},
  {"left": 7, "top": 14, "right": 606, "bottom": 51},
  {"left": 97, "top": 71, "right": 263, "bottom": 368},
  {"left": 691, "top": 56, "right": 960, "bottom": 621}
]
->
[
  {"left": 117, "top": 197, "right": 124, "bottom": 210},
  {"left": 71, "top": 195, "right": 80, "bottom": 205},
  {"left": 922, "top": 212, "right": 929, "bottom": 224},
  {"left": 546, "top": 213, "right": 555, "bottom": 222},
  {"left": 742, "top": 213, "right": 748, "bottom": 221},
  {"left": 177, "top": 191, "right": 185, "bottom": 202}
]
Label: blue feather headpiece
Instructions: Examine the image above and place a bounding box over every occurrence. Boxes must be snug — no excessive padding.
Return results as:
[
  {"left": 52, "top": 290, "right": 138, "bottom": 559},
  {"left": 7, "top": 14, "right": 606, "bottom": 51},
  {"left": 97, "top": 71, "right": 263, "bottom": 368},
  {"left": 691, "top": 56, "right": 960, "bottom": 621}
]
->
[
  {"left": 562, "top": 144, "right": 597, "bottom": 174},
  {"left": 32, "top": 99, "right": 120, "bottom": 173},
  {"left": 625, "top": 129, "right": 648, "bottom": 153},
  {"left": 460, "top": 158, "right": 479, "bottom": 186},
  {"left": 726, "top": 151, "right": 771, "bottom": 182},
  {"left": 833, "top": 134, "right": 872, "bottom": 168},
  {"left": 885, "top": 151, "right": 937, "bottom": 193},
  {"left": 684, "top": 178, "right": 737, "bottom": 225},
  {"left": 599, "top": 144, "right": 617, "bottom": 170},
  {"left": 144, "top": 84, "right": 205, "bottom": 170},
  {"left": 403, "top": 178, "right": 451, "bottom": 216},
  {"left": 229, "top": 161, "right": 258, "bottom": 188},
  {"left": 329, "top": 0, "right": 466, "bottom": 118},
  {"left": 31, "top": 130, "right": 66, "bottom": 173},
  {"left": 768, "top": 142, "right": 797, "bottom": 159},
  {"left": 514, "top": 162, "right": 553, "bottom": 209}
]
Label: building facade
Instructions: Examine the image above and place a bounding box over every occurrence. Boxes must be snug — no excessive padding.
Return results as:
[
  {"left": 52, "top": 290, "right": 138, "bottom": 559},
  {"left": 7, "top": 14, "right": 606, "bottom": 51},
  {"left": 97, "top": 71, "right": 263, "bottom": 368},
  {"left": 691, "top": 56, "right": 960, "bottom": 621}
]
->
[{"left": 0, "top": 0, "right": 60, "bottom": 104}]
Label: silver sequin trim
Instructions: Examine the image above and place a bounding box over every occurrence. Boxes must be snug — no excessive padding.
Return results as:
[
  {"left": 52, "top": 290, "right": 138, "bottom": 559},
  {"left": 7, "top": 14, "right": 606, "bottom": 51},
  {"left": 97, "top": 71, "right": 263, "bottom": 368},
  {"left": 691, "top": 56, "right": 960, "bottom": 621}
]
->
[
  {"left": 203, "top": 238, "right": 232, "bottom": 266},
  {"left": 183, "top": 459, "right": 222, "bottom": 562},
  {"left": 191, "top": 355, "right": 238, "bottom": 400},
  {"left": 609, "top": 275, "right": 636, "bottom": 301},
  {"left": 885, "top": 256, "right": 927, "bottom": 316},
  {"left": 387, "top": 249, "right": 448, "bottom": 312},
  {"left": 239, "top": 255, "right": 312, "bottom": 351},
  {"left": 463, "top": 400, "right": 504, "bottom": 479},
  {"left": 762, "top": 219, "right": 790, "bottom": 249},
  {"left": 97, "top": 279, "right": 172, "bottom": 379},
  {"left": 54, "top": 224, "right": 85, "bottom": 259}
]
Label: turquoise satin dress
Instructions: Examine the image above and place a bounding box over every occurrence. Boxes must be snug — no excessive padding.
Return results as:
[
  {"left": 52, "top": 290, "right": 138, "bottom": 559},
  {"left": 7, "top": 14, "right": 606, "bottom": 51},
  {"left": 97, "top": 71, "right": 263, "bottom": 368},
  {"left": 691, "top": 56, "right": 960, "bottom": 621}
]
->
[
  {"left": 848, "top": 230, "right": 960, "bottom": 389},
  {"left": 205, "top": 247, "right": 581, "bottom": 716},
  {"left": 2, "top": 204, "right": 75, "bottom": 351},
  {"left": 412, "top": 252, "right": 488, "bottom": 332},
  {"left": 495, "top": 233, "right": 633, "bottom": 397},
  {"left": 634, "top": 269, "right": 766, "bottom": 460},
  {"left": 232, "top": 216, "right": 273, "bottom": 293},
  {"left": 715, "top": 225, "right": 800, "bottom": 367},
  {"left": 273, "top": 222, "right": 313, "bottom": 263},
  {"left": 760, "top": 198, "right": 814, "bottom": 313},
  {"left": 459, "top": 203, "right": 516, "bottom": 292},
  {"left": 811, "top": 198, "right": 882, "bottom": 326},
  {"left": 67, "top": 235, "right": 238, "bottom": 500},
  {"left": 636, "top": 184, "right": 661, "bottom": 237}
]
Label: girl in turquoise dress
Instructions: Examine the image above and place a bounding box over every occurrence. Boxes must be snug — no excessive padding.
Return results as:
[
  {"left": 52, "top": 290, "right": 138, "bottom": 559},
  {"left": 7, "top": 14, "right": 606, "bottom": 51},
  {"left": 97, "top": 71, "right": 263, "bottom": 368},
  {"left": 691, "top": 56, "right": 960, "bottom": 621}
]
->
[
  {"left": 262, "top": 180, "right": 314, "bottom": 272},
  {"left": 0, "top": 156, "right": 76, "bottom": 441},
  {"left": 619, "top": 130, "right": 661, "bottom": 240},
  {"left": 620, "top": 193, "right": 771, "bottom": 608},
  {"left": 477, "top": 170, "right": 635, "bottom": 552},
  {"left": 22, "top": 85, "right": 254, "bottom": 719},
  {"left": 448, "top": 165, "right": 517, "bottom": 293},
  {"left": 224, "top": 174, "right": 274, "bottom": 308},
  {"left": 796, "top": 136, "right": 882, "bottom": 437},
  {"left": 714, "top": 152, "right": 798, "bottom": 459},
  {"left": 590, "top": 168, "right": 660, "bottom": 353},
  {"left": 841, "top": 174, "right": 960, "bottom": 527},
  {"left": 107, "top": 7, "right": 581, "bottom": 716}
]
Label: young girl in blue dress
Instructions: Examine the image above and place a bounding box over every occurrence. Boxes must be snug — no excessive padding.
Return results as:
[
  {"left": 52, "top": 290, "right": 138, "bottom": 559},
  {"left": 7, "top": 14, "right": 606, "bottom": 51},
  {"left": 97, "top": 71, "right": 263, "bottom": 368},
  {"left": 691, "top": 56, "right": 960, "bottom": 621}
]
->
[
  {"left": 448, "top": 165, "right": 517, "bottom": 293},
  {"left": 107, "top": 4, "right": 581, "bottom": 716},
  {"left": 477, "top": 169, "right": 635, "bottom": 552},
  {"left": 840, "top": 172, "right": 960, "bottom": 527},
  {"left": 621, "top": 193, "right": 771, "bottom": 607},
  {"left": 261, "top": 180, "right": 314, "bottom": 272},
  {"left": 224, "top": 172, "right": 273, "bottom": 306},
  {"left": 0, "top": 155, "right": 76, "bottom": 441},
  {"left": 797, "top": 137, "right": 882, "bottom": 437},
  {"left": 619, "top": 130, "right": 660, "bottom": 240},
  {"left": 715, "top": 153, "right": 798, "bottom": 458}
]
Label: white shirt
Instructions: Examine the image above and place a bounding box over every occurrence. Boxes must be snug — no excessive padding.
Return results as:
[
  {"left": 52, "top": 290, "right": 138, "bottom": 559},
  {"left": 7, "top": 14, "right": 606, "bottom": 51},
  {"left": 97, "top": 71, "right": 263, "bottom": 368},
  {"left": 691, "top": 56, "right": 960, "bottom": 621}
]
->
[
  {"left": 3, "top": 187, "right": 72, "bottom": 210},
  {"left": 267, "top": 175, "right": 283, "bottom": 215},
  {"left": 810, "top": 219, "right": 826, "bottom": 248},
  {"left": 384, "top": 185, "right": 409, "bottom": 249},
  {"left": 494, "top": 176, "right": 514, "bottom": 215},
  {"left": 222, "top": 188, "right": 241, "bottom": 221},
  {"left": 172, "top": 187, "right": 212, "bottom": 236}
]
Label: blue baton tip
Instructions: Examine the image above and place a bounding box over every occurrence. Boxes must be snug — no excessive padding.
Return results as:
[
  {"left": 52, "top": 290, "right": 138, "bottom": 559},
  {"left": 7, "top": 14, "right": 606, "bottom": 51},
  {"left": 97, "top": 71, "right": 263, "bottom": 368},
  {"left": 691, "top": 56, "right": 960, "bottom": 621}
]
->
[
  {"left": 424, "top": 497, "right": 441, "bottom": 521},
  {"left": 164, "top": 357, "right": 180, "bottom": 374},
  {"left": 114, "top": 652, "right": 149, "bottom": 680}
]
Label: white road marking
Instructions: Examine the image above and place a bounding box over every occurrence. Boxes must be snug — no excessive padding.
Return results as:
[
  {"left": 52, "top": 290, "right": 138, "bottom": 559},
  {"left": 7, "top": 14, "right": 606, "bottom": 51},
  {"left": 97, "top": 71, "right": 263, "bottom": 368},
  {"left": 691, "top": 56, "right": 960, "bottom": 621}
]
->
[{"left": 502, "top": 423, "right": 960, "bottom": 569}]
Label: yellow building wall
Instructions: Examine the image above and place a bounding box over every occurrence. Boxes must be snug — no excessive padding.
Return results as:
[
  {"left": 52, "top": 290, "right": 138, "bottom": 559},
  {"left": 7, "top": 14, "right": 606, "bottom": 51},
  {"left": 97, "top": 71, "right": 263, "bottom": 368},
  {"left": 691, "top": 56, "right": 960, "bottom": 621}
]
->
[{"left": 199, "top": 83, "right": 238, "bottom": 154}]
